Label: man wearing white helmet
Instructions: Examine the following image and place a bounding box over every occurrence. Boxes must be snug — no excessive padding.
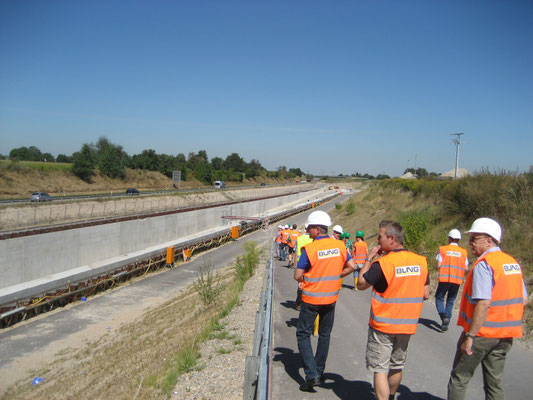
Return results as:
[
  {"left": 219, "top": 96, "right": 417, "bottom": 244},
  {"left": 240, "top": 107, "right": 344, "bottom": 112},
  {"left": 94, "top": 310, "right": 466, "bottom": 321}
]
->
[
  {"left": 274, "top": 225, "right": 284, "bottom": 259},
  {"left": 331, "top": 225, "right": 343, "bottom": 240},
  {"left": 435, "top": 229, "right": 469, "bottom": 332},
  {"left": 448, "top": 218, "right": 529, "bottom": 400},
  {"left": 294, "top": 211, "right": 356, "bottom": 391}
]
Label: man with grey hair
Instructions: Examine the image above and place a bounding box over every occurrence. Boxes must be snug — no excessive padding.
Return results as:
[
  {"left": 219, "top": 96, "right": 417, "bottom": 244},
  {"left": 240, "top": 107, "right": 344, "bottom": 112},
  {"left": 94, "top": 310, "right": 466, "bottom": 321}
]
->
[
  {"left": 358, "top": 220, "right": 430, "bottom": 400},
  {"left": 448, "top": 217, "right": 528, "bottom": 400}
]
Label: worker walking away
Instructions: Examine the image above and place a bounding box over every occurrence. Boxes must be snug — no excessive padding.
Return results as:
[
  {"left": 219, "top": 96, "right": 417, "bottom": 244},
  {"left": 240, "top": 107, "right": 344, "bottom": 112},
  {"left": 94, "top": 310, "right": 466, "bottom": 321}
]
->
[
  {"left": 448, "top": 218, "right": 528, "bottom": 400},
  {"left": 280, "top": 224, "right": 290, "bottom": 262},
  {"left": 331, "top": 225, "right": 343, "bottom": 240},
  {"left": 343, "top": 232, "right": 354, "bottom": 254},
  {"left": 295, "top": 211, "right": 356, "bottom": 392},
  {"left": 352, "top": 230, "right": 368, "bottom": 290},
  {"left": 295, "top": 224, "right": 313, "bottom": 310},
  {"left": 274, "top": 225, "right": 283, "bottom": 259},
  {"left": 435, "top": 229, "right": 469, "bottom": 331},
  {"left": 287, "top": 224, "right": 301, "bottom": 268},
  {"left": 358, "top": 220, "right": 430, "bottom": 400}
]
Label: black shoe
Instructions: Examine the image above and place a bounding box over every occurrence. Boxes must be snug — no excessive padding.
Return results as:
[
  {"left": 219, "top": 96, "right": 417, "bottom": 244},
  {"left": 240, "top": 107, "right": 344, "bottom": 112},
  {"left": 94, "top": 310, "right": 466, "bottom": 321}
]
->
[
  {"left": 299, "top": 377, "right": 320, "bottom": 392},
  {"left": 442, "top": 317, "right": 450, "bottom": 332}
]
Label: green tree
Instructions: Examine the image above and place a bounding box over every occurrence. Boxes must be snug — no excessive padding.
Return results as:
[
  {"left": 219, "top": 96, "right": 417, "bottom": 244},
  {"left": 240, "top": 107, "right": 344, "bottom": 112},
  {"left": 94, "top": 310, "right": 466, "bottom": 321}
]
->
[
  {"left": 72, "top": 144, "right": 96, "bottom": 182},
  {"left": 99, "top": 145, "right": 126, "bottom": 179},
  {"left": 42, "top": 152, "right": 55, "bottom": 162},
  {"left": 224, "top": 153, "right": 246, "bottom": 172},
  {"left": 211, "top": 156, "right": 224, "bottom": 170},
  {"left": 194, "top": 161, "right": 213, "bottom": 184},
  {"left": 56, "top": 154, "right": 71, "bottom": 163}
]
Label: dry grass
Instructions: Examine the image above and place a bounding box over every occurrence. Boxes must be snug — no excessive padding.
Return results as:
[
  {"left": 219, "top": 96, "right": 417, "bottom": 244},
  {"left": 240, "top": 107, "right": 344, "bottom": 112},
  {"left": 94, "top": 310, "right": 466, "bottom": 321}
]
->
[
  {"left": 0, "top": 269, "right": 240, "bottom": 400},
  {"left": 0, "top": 162, "right": 301, "bottom": 199}
]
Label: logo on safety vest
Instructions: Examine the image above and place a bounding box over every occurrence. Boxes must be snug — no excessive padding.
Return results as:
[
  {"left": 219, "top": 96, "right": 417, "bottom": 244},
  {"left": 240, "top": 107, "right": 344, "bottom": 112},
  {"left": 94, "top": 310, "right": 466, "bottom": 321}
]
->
[
  {"left": 446, "top": 251, "right": 462, "bottom": 258},
  {"left": 317, "top": 248, "right": 340, "bottom": 259},
  {"left": 395, "top": 265, "right": 420, "bottom": 277},
  {"left": 503, "top": 263, "right": 521, "bottom": 275}
]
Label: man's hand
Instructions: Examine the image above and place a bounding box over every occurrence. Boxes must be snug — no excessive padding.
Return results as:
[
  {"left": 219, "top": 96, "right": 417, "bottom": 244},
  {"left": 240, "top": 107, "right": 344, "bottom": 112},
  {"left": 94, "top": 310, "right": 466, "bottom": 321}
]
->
[{"left": 460, "top": 336, "right": 474, "bottom": 355}]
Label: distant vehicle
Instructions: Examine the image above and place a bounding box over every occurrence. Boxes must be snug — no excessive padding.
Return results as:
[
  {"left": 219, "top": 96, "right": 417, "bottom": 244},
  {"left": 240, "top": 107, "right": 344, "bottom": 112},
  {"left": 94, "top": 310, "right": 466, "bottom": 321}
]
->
[
  {"left": 214, "top": 181, "right": 226, "bottom": 189},
  {"left": 260, "top": 183, "right": 266, "bottom": 186},
  {"left": 30, "top": 192, "right": 52, "bottom": 202},
  {"left": 125, "top": 188, "right": 140, "bottom": 195}
]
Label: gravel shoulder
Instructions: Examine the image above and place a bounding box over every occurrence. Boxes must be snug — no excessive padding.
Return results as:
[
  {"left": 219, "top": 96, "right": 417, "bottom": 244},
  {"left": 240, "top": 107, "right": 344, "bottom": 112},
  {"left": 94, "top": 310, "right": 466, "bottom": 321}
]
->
[{"left": 170, "top": 259, "right": 266, "bottom": 399}]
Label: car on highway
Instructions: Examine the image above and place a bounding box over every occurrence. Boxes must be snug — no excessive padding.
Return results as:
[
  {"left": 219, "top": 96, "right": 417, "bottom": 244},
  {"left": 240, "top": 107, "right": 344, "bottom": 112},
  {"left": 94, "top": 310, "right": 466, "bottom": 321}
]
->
[
  {"left": 214, "top": 181, "right": 226, "bottom": 189},
  {"left": 30, "top": 192, "right": 52, "bottom": 202},
  {"left": 125, "top": 188, "right": 140, "bottom": 195}
]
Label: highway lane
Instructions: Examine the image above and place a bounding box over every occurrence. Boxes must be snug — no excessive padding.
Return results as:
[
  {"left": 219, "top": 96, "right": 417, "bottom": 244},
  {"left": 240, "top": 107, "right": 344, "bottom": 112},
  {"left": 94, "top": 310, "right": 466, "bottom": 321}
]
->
[{"left": 271, "top": 206, "right": 533, "bottom": 399}]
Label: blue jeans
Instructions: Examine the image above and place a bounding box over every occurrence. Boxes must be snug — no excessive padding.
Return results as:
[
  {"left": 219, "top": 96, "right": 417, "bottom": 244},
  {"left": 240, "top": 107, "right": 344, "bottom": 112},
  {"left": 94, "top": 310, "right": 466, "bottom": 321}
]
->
[
  {"left": 435, "top": 282, "right": 460, "bottom": 319},
  {"left": 279, "top": 244, "right": 288, "bottom": 261},
  {"left": 296, "top": 302, "right": 336, "bottom": 381}
]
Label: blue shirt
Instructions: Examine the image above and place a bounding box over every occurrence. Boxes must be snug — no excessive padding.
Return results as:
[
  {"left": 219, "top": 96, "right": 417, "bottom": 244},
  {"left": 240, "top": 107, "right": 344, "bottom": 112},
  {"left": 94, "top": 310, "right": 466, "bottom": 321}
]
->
[{"left": 297, "top": 235, "right": 352, "bottom": 272}]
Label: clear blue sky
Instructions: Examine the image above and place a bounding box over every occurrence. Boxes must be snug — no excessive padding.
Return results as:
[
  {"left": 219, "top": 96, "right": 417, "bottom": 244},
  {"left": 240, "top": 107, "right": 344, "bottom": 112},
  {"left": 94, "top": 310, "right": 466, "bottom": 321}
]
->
[{"left": 1, "top": 0, "right": 532, "bottom": 176}]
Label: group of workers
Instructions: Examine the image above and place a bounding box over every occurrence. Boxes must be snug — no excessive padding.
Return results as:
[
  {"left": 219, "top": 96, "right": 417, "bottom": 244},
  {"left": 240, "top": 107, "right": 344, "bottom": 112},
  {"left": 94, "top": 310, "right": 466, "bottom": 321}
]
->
[{"left": 274, "top": 210, "right": 528, "bottom": 400}]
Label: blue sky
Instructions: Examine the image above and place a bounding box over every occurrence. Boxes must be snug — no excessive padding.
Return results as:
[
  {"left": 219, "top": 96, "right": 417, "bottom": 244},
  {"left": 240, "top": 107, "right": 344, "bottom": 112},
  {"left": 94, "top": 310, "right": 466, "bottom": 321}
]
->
[{"left": 1, "top": 0, "right": 532, "bottom": 176}]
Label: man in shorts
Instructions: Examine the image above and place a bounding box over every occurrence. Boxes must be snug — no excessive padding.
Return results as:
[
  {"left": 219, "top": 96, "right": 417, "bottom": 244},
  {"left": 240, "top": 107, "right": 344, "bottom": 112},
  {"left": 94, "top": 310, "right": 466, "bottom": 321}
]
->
[{"left": 357, "top": 220, "right": 430, "bottom": 400}]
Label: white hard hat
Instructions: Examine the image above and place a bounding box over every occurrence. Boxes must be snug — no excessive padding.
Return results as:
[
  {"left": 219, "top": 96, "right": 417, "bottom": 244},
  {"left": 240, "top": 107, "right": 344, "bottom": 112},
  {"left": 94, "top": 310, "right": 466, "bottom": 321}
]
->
[
  {"left": 306, "top": 211, "right": 332, "bottom": 227},
  {"left": 285, "top": 224, "right": 290, "bottom": 229},
  {"left": 277, "top": 225, "right": 283, "bottom": 229},
  {"left": 466, "top": 217, "right": 502, "bottom": 243},
  {"left": 332, "top": 225, "right": 343, "bottom": 234},
  {"left": 448, "top": 229, "right": 461, "bottom": 240}
]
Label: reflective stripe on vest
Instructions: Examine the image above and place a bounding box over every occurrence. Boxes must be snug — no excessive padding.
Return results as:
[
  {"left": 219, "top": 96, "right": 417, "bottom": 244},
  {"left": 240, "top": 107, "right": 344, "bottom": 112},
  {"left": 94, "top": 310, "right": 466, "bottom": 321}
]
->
[
  {"left": 438, "top": 245, "right": 468, "bottom": 284},
  {"left": 457, "top": 250, "right": 524, "bottom": 338},
  {"left": 301, "top": 237, "right": 347, "bottom": 305},
  {"left": 369, "top": 250, "right": 428, "bottom": 335}
]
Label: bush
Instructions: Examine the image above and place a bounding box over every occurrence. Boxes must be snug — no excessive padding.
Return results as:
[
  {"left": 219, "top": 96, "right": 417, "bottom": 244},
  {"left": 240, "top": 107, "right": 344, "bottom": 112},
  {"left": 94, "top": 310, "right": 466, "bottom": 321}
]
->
[
  {"left": 234, "top": 241, "right": 261, "bottom": 284},
  {"left": 398, "top": 209, "right": 434, "bottom": 251},
  {"left": 335, "top": 202, "right": 343, "bottom": 210},
  {"left": 193, "top": 260, "right": 221, "bottom": 306},
  {"left": 346, "top": 201, "right": 355, "bottom": 215}
]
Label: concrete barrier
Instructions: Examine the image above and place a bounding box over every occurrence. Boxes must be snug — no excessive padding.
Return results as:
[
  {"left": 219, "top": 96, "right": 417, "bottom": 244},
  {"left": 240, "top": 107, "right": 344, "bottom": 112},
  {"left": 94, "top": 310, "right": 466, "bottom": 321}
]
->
[{"left": 0, "top": 188, "right": 338, "bottom": 305}]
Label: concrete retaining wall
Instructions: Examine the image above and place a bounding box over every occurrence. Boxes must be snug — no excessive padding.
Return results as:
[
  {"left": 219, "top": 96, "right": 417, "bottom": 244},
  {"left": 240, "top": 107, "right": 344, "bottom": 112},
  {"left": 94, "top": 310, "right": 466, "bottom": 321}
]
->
[{"left": 0, "top": 188, "right": 334, "bottom": 296}]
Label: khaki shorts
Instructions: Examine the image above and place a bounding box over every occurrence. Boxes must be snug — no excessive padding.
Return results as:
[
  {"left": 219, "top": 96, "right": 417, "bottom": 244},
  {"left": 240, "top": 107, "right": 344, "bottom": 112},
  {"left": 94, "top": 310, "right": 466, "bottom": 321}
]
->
[{"left": 366, "top": 327, "right": 412, "bottom": 373}]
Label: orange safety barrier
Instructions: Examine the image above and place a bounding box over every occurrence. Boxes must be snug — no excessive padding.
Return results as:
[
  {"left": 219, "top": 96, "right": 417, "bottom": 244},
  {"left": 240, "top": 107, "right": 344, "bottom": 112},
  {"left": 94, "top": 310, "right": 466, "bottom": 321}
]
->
[
  {"left": 231, "top": 226, "right": 239, "bottom": 239},
  {"left": 166, "top": 246, "right": 175, "bottom": 265}
]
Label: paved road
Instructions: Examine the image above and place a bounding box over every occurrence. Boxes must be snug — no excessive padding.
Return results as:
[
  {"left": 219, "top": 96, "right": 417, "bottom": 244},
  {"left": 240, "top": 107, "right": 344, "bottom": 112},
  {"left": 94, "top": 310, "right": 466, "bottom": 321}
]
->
[{"left": 271, "top": 202, "right": 533, "bottom": 400}]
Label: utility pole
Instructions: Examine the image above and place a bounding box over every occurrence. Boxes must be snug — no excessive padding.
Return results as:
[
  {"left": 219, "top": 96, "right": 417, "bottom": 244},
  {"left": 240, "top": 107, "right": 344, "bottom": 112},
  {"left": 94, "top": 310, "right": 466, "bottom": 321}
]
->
[{"left": 451, "top": 133, "right": 464, "bottom": 179}]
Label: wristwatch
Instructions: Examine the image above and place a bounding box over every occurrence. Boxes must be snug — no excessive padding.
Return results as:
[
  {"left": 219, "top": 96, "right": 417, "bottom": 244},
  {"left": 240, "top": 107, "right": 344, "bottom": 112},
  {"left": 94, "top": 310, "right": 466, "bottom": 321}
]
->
[{"left": 464, "top": 332, "right": 476, "bottom": 339}]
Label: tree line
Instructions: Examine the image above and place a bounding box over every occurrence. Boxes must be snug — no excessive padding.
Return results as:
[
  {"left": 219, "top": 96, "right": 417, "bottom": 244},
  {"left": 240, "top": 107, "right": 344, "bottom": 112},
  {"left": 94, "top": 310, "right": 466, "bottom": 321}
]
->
[{"left": 7, "top": 139, "right": 308, "bottom": 184}]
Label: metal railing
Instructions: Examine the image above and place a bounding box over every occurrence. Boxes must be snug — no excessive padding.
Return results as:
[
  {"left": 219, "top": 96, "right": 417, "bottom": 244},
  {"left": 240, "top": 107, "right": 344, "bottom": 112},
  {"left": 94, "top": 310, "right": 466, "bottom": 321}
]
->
[{"left": 243, "top": 242, "right": 274, "bottom": 400}]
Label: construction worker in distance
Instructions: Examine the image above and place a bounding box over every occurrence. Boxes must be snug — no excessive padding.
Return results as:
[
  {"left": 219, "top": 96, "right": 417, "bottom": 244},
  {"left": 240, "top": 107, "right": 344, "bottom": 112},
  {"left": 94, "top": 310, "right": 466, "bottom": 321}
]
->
[
  {"left": 280, "top": 224, "right": 291, "bottom": 261},
  {"left": 357, "top": 220, "right": 430, "bottom": 400},
  {"left": 274, "top": 225, "right": 283, "bottom": 259},
  {"left": 343, "top": 232, "right": 354, "bottom": 254},
  {"left": 287, "top": 224, "right": 301, "bottom": 268},
  {"left": 352, "top": 231, "right": 368, "bottom": 290},
  {"left": 294, "top": 211, "right": 356, "bottom": 391},
  {"left": 295, "top": 224, "right": 314, "bottom": 310},
  {"left": 331, "top": 225, "right": 343, "bottom": 240},
  {"left": 448, "top": 218, "right": 528, "bottom": 400},
  {"left": 435, "top": 228, "right": 469, "bottom": 332}
]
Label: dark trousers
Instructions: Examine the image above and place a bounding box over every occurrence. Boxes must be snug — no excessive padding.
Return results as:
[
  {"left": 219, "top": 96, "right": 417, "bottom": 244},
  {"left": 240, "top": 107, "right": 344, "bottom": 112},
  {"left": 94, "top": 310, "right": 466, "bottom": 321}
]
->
[
  {"left": 447, "top": 335, "right": 513, "bottom": 400},
  {"left": 435, "top": 282, "right": 460, "bottom": 319},
  {"left": 296, "top": 302, "right": 336, "bottom": 381}
]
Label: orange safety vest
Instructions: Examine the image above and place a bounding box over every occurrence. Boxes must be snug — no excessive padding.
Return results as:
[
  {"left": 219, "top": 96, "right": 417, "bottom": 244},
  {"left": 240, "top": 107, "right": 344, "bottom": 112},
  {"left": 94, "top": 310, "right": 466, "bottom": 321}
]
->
[
  {"left": 458, "top": 250, "right": 524, "bottom": 338},
  {"left": 369, "top": 250, "right": 428, "bottom": 335},
  {"left": 353, "top": 241, "right": 368, "bottom": 264},
  {"left": 275, "top": 233, "right": 282, "bottom": 243},
  {"left": 281, "top": 229, "right": 290, "bottom": 244},
  {"left": 288, "top": 230, "right": 301, "bottom": 248},
  {"left": 301, "top": 238, "right": 347, "bottom": 305},
  {"left": 438, "top": 244, "right": 468, "bottom": 284}
]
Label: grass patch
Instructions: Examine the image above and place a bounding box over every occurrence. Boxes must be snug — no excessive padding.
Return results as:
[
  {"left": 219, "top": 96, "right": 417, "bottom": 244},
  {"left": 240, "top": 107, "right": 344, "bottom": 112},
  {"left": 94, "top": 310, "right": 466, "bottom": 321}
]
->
[{"left": 215, "top": 347, "right": 233, "bottom": 355}]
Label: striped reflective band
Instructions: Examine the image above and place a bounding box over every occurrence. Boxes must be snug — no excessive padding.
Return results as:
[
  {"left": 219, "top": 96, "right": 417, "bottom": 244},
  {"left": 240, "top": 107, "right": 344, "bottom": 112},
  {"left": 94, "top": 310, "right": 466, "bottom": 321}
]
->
[
  {"left": 370, "top": 310, "right": 419, "bottom": 325},
  {"left": 440, "top": 264, "right": 466, "bottom": 272},
  {"left": 460, "top": 311, "right": 523, "bottom": 328},
  {"left": 302, "top": 289, "right": 340, "bottom": 297},
  {"left": 439, "top": 274, "right": 464, "bottom": 281},
  {"left": 372, "top": 291, "right": 424, "bottom": 304},
  {"left": 464, "top": 293, "right": 523, "bottom": 306},
  {"left": 303, "top": 275, "right": 341, "bottom": 283}
]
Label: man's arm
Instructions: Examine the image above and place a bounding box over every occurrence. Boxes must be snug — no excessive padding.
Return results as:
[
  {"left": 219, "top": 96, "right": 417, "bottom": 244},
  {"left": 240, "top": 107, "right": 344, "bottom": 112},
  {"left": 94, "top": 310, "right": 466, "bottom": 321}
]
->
[
  {"left": 460, "top": 299, "right": 491, "bottom": 355},
  {"left": 340, "top": 258, "right": 356, "bottom": 278},
  {"left": 423, "top": 284, "right": 430, "bottom": 300},
  {"left": 294, "top": 268, "right": 304, "bottom": 282},
  {"left": 357, "top": 244, "right": 381, "bottom": 290}
]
